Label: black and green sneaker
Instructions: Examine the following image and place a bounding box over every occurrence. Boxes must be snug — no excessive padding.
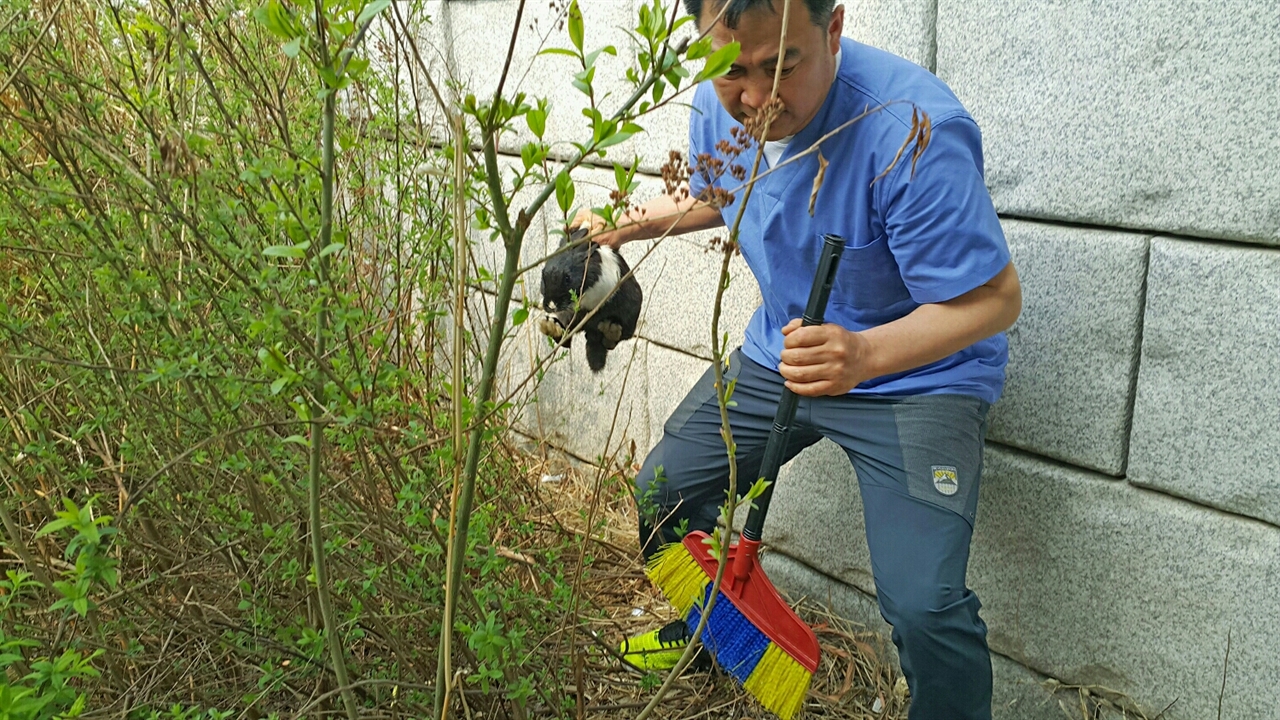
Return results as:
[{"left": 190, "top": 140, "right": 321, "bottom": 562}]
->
[{"left": 619, "top": 619, "right": 711, "bottom": 672}]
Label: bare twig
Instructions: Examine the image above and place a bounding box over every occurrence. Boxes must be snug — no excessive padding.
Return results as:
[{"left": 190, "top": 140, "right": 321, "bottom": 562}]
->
[
  {"left": 0, "top": 0, "right": 67, "bottom": 98},
  {"left": 439, "top": 107, "right": 471, "bottom": 720},
  {"left": 637, "top": 0, "right": 793, "bottom": 713},
  {"left": 1217, "top": 628, "right": 1231, "bottom": 720}
]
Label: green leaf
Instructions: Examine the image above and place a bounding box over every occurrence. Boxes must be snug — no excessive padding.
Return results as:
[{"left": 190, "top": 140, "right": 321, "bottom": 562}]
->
[
  {"left": 35, "top": 517, "right": 74, "bottom": 538},
  {"left": 260, "top": 346, "right": 290, "bottom": 375},
  {"left": 685, "top": 36, "right": 713, "bottom": 61},
  {"left": 567, "top": 0, "right": 584, "bottom": 53},
  {"left": 596, "top": 130, "right": 634, "bottom": 150},
  {"left": 571, "top": 65, "right": 595, "bottom": 96},
  {"left": 554, "top": 171, "right": 575, "bottom": 215},
  {"left": 584, "top": 46, "right": 616, "bottom": 69},
  {"left": 345, "top": 56, "right": 371, "bottom": 79},
  {"left": 330, "top": 19, "right": 356, "bottom": 43},
  {"left": 282, "top": 435, "right": 309, "bottom": 446},
  {"left": 594, "top": 121, "right": 642, "bottom": 151},
  {"left": 746, "top": 478, "right": 771, "bottom": 500},
  {"left": 356, "top": 0, "right": 392, "bottom": 27},
  {"left": 254, "top": 0, "right": 296, "bottom": 40},
  {"left": 319, "top": 242, "right": 345, "bottom": 258},
  {"left": 520, "top": 143, "right": 538, "bottom": 170},
  {"left": 526, "top": 106, "right": 547, "bottom": 139},
  {"left": 613, "top": 162, "right": 628, "bottom": 193},
  {"left": 694, "top": 41, "right": 740, "bottom": 83},
  {"left": 319, "top": 66, "right": 343, "bottom": 90},
  {"left": 512, "top": 308, "right": 529, "bottom": 326},
  {"left": 263, "top": 244, "right": 307, "bottom": 259},
  {"left": 592, "top": 204, "right": 616, "bottom": 226},
  {"left": 636, "top": 3, "right": 652, "bottom": 38},
  {"left": 282, "top": 37, "right": 302, "bottom": 58},
  {"left": 537, "top": 47, "right": 579, "bottom": 58},
  {"left": 270, "top": 377, "right": 289, "bottom": 395}
]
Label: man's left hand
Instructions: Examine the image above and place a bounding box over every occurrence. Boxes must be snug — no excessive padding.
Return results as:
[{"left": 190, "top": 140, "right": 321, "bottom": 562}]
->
[{"left": 778, "top": 319, "right": 876, "bottom": 396}]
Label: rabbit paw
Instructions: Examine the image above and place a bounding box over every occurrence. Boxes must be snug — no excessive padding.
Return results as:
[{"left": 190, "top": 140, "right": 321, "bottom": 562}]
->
[
  {"left": 538, "top": 316, "right": 565, "bottom": 341},
  {"left": 599, "top": 320, "right": 623, "bottom": 348}
]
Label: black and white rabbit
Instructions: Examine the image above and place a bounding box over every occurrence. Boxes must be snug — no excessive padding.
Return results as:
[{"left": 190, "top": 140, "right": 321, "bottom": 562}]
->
[{"left": 538, "top": 228, "right": 643, "bottom": 372}]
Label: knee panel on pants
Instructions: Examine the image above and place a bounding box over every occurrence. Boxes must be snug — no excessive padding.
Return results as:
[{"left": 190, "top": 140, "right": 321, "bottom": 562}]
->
[{"left": 880, "top": 585, "right": 986, "bottom": 647}]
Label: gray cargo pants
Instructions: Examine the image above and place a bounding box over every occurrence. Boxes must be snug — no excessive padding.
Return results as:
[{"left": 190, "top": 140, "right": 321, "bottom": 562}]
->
[{"left": 634, "top": 349, "right": 994, "bottom": 720}]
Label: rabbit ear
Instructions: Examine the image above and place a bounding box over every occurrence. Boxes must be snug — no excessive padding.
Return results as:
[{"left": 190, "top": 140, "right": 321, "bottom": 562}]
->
[{"left": 556, "top": 225, "right": 588, "bottom": 248}]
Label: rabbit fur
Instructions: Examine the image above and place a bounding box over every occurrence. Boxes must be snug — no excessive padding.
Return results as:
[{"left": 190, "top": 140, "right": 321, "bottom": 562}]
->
[{"left": 538, "top": 229, "right": 643, "bottom": 372}]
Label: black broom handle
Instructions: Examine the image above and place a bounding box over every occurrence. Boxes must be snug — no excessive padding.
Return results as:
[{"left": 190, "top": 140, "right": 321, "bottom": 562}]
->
[{"left": 741, "top": 234, "right": 845, "bottom": 543}]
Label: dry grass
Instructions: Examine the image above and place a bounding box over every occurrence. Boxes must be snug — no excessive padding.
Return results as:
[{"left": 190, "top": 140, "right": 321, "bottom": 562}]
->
[
  {"left": 519, "top": 446, "right": 912, "bottom": 720},
  {"left": 521, "top": 442, "right": 1175, "bottom": 720}
]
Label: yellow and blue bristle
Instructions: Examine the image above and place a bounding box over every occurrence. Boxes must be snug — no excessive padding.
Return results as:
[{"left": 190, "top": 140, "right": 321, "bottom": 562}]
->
[
  {"left": 687, "top": 582, "right": 772, "bottom": 681},
  {"left": 646, "top": 544, "right": 813, "bottom": 720}
]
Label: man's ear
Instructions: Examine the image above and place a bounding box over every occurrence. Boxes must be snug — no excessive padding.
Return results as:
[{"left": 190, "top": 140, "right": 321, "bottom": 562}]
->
[{"left": 828, "top": 4, "right": 844, "bottom": 54}]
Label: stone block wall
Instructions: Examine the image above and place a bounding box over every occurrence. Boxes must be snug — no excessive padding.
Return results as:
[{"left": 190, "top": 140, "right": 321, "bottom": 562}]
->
[{"left": 428, "top": 1, "right": 1280, "bottom": 717}]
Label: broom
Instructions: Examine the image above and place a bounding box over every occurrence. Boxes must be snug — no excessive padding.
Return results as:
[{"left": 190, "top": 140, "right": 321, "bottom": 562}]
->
[{"left": 646, "top": 233, "right": 846, "bottom": 720}]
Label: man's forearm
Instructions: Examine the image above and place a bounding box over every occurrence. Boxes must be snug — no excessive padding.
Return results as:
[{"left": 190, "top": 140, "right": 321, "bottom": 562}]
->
[
  {"left": 862, "top": 262, "right": 1022, "bottom": 380},
  {"left": 614, "top": 189, "right": 725, "bottom": 244}
]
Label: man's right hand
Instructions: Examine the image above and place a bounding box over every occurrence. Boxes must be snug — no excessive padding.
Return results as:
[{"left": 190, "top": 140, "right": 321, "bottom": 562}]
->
[{"left": 570, "top": 208, "right": 627, "bottom": 249}]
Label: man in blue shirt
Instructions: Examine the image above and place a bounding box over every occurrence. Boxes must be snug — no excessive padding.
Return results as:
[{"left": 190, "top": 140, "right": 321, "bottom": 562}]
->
[{"left": 569, "top": 1, "right": 1021, "bottom": 717}]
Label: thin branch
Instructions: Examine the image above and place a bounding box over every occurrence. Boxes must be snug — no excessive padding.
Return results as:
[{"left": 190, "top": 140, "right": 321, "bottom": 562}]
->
[
  {"left": 438, "top": 108, "right": 471, "bottom": 720},
  {"left": 292, "top": 679, "right": 486, "bottom": 719},
  {"left": 484, "top": 0, "right": 528, "bottom": 131},
  {"left": 0, "top": 482, "right": 53, "bottom": 587},
  {"left": 0, "top": 0, "right": 67, "bottom": 98},
  {"left": 1217, "top": 628, "right": 1231, "bottom": 720},
  {"left": 637, "top": 0, "right": 792, "bottom": 713},
  {"left": 122, "top": 420, "right": 306, "bottom": 515}
]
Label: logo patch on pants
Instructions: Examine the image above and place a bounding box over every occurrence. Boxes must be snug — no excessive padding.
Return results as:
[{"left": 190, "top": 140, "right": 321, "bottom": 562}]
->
[{"left": 932, "top": 466, "right": 959, "bottom": 496}]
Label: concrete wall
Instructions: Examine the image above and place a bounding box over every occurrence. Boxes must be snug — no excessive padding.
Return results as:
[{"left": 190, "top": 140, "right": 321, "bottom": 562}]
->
[{"left": 427, "top": 1, "right": 1280, "bottom": 717}]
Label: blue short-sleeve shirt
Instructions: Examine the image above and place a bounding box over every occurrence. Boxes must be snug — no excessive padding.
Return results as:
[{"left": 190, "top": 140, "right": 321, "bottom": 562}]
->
[{"left": 687, "top": 38, "right": 1011, "bottom": 404}]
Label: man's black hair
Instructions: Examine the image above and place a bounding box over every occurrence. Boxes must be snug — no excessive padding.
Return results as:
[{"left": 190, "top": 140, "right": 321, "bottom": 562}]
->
[{"left": 683, "top": 0, "right": 836, "bottom": 29}]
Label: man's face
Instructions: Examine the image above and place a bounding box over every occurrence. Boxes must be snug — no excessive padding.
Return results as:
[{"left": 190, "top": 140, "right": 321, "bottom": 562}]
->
[{"left": 699, "top": 1, "right": 844, "bottom": 141}]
